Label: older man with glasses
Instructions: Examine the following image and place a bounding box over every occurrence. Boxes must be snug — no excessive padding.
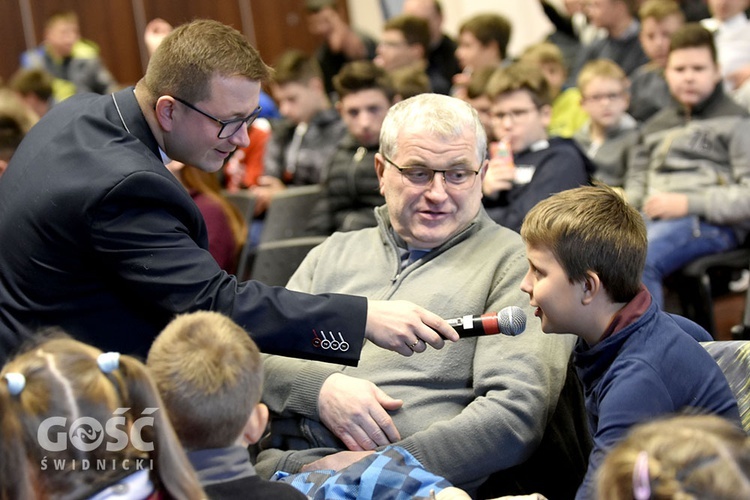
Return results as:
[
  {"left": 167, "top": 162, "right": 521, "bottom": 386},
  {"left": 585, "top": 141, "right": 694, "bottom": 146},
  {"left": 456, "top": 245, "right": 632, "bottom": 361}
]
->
[{"left": 256, "top": 93, "right": 583, "bottom": 498}]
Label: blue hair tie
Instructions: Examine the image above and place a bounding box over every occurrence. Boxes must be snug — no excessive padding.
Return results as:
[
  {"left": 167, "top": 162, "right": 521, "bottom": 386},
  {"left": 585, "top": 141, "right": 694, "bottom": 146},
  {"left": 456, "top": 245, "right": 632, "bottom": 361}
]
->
[
  {"left": 4, "top": 373, "right": 26, "bottom": 396},
  {"left": 97, "top": 352, "right": 121, "bottom": 373}
]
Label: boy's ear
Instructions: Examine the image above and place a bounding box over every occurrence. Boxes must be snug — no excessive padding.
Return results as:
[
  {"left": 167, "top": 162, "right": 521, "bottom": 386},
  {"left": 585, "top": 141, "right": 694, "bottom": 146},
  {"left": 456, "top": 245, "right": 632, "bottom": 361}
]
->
[
  {"left": 242, "top": 403, "right": 269, "bottom": 445},
  {"left": 581, "top": 270, "right": 602, "bottom": 305}
]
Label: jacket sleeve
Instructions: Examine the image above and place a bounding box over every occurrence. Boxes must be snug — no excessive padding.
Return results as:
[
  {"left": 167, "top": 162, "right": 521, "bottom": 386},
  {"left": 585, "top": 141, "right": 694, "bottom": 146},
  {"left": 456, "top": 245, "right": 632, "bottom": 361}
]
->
[
  {"left": 261, "top": 239, "right": 345, "bottom": 418},
  {"left": 687, "top": 117, "right": 750, "bottom": 225},
  {"left": 90, "top": 171, "right": 366, "bottom": 365},
  {"left": 624, "top": 137, "right": 650, "bottom": 209}
]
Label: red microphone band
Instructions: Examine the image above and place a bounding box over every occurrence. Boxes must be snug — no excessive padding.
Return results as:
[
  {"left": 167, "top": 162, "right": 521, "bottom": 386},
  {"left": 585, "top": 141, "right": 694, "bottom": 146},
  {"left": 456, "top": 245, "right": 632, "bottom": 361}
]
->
[{"left": 479, "top": 312, "right": 501, "bottom": 335}]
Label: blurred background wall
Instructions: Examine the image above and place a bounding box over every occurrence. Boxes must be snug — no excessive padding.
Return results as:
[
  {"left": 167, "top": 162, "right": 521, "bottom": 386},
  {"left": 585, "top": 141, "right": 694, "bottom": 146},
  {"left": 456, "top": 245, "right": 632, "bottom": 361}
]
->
[{"left": 0, "top": 0, "right": 564, "bottom": 87}]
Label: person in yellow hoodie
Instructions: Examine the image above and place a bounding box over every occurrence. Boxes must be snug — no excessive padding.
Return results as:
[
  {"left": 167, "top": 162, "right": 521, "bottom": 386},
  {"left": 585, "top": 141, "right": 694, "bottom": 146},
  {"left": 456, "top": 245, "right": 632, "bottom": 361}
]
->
[
  {"left": 519, "top": 42, "right": 589, "bottom": 138},
  {"left": 20, "top": 11, "right": 118, "bottom": 101}
]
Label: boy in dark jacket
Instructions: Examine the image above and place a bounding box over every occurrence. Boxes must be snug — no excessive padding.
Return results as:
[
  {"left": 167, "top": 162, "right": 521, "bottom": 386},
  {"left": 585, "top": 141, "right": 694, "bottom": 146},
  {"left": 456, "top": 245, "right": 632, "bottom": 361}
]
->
[{"left": 520, "top": 184, "right": 741, "bottom": 500}]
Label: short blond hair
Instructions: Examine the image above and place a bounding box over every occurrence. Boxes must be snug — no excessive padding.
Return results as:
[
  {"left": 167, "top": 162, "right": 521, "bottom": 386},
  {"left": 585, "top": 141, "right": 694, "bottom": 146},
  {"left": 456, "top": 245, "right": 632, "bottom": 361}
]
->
[
  {"left": 577, "top": 59, "right": 629, "bottom": 95},
  {"left": 521, "top": 184, "right": 646, "bottom": 303},
  {"left": 147, "top": 311, "right": 262, "bottom": 450},
  {"left": 520, "top": 42, "right": 566, "bottom": 69},
  {"left": 638, "top": 0, "right": 685, "bottom": 22}
]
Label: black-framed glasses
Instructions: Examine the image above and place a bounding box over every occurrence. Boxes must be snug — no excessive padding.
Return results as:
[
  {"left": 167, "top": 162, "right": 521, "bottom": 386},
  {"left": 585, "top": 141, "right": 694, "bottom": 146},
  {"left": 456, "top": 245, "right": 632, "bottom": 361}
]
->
[
  {"left": 382, "top": 154, "right": 479, "bottom": 190},
  {"left": 172, "top": 96, "right": 262, "bottom": 139},
  {"left": 491, "top": 107, "right": 539, "bottom": 123}
]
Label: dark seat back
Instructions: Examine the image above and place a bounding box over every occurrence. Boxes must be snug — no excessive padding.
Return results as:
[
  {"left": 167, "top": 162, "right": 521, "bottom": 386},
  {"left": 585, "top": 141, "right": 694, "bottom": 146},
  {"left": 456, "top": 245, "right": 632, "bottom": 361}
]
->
[
  {"left": 260, "top": 185, "right": 323, "bottom": 244},
  {"left": 249, "top": 236, "right": 328, "bottom": 286}
]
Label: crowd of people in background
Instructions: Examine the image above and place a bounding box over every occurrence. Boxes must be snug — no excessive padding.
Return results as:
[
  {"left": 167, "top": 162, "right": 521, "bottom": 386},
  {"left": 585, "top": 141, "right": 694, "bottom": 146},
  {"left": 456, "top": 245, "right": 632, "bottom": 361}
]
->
[{"left": 1, "top": 0, "right": 750, "bottom": 499}]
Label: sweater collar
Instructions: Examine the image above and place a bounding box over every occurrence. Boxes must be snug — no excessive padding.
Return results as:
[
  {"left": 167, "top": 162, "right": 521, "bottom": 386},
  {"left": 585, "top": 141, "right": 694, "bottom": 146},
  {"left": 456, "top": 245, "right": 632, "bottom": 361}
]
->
[
  {"left": 598, "top": 286, "right": 651, "bottom": 342},
  {"left": 375, "top": 205, "right": 489, "bottom": 258}
]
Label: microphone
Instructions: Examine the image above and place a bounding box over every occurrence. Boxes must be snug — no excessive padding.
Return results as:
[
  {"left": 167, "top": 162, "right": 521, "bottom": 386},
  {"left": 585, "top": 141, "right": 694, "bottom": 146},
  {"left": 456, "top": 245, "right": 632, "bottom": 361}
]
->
[{"left": 447, "top": 306, "right": 527, "bottom": 337}]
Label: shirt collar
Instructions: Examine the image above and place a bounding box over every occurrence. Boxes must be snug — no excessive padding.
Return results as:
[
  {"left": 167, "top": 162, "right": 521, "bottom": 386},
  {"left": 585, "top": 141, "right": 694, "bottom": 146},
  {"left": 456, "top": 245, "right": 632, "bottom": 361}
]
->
[{"left": 598, "top": 285, "right": 651, "bottom": 342}]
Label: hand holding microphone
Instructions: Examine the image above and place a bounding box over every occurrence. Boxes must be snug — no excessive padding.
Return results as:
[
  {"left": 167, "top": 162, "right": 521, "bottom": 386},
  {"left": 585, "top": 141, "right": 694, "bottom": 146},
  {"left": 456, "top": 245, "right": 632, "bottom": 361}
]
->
[{"left": 446, "top": 306, "right": 527, "bottom": 337}]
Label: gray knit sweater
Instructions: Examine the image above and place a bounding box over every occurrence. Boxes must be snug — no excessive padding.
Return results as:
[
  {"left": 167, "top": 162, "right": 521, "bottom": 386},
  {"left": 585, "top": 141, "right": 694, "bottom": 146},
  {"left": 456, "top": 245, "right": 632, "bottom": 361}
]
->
[{"left": 257, "top": 206, "right": 575, "bottom": 492}]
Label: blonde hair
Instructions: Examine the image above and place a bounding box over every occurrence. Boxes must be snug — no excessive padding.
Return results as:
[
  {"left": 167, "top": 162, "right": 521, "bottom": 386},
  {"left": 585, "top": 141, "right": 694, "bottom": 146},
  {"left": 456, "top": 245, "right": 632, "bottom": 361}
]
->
[
  {"left": 520, "top": 42, "right": 566, "bottom": 70},
  {"left": 639, "top": 0, "right": 685, "bottom": 22},
  {"left": 521, "top": 184, "right": 646, "bottom": 303},
  {"left": 0, "top": 334, "right": 204, "bottom": 500},
  {"left": 147, "top": 311, "right": 262, "bottom": 450},
  {"left": 577, "top": 59, "right": 629, "bottom": 95},
  {"left": 597, "top": 414, "right": 750, "bottom": 499}
]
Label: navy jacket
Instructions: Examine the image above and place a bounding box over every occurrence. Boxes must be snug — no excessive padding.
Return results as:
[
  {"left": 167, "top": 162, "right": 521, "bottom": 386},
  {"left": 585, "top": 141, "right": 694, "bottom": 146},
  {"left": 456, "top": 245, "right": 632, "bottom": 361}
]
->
[
  {"left": 573, "top": 299, "right": 740, "bottom": 499},
  {"left": 0, "top": 88, "right": 366, "bottom": 365}
]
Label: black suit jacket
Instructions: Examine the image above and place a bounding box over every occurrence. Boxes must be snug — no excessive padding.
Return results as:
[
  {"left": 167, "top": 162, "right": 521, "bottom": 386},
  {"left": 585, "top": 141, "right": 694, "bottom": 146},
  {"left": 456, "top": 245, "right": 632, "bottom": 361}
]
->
[{"left": 0, "top": 88, "right": 366, "bottom": 365}]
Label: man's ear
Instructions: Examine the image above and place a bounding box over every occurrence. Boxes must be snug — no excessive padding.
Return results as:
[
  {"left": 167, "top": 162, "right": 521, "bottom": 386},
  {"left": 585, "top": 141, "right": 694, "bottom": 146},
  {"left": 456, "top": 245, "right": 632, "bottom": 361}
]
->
[
  {"left": 478, "top": 158, "right": 489, "bottom": 182},
  {"left": 375, "top": 153, "right": 386, "bottom": 195},
  {"left": 154, "top": 96, "right": 177, "bottom": 132}
]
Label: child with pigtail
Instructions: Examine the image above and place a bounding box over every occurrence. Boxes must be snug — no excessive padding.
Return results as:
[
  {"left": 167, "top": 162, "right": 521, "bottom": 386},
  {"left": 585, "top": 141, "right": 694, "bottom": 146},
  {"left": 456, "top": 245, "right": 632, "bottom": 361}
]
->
[{"left": 0, "top": 332, "right": 204, "bottom": 500}]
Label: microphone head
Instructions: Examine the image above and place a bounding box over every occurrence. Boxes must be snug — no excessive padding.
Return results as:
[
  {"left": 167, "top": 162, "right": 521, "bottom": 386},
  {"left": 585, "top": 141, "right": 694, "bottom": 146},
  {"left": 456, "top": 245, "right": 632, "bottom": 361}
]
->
[{"left": 498, "top": 306, "right": 526, "bottom": 336}]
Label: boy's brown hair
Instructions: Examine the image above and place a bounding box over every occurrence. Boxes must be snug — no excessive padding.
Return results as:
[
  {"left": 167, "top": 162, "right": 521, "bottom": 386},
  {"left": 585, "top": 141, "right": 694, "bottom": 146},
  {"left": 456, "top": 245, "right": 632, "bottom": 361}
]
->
[
  {"left": 333, "top": 60, "right": 396, "bottom": 101},
  {"left": 466, "top": 66, "right": 497, "bottom": 100},
  {"left": 390, "top": 65, "right": 431, "bottom": 99},
  {"left": 577, "top": 59, "right": 629, "bottom": 95},
  {"left": 273, "top": 49, "right": 323, "bottom": 86},
  {"left": 521, "top": 184, "right": 646, "bottom": 303},
  {"left": 147, "top": 311, "right": 263, "bottom": 450},
  {"left": 9, "top": 69, "right": 54, "bottom": 102},
  {"left": 486, "top": 62, "right": 552, "bottom": 107},
  {"left": 458, "top": 13, "right": 512, "bottom": 60},
  {"left": 383, "top": 15, "right": 431, "bottom": 55},
  {"left": 669, "top": 23, "right": 717, "bottom": 63}
]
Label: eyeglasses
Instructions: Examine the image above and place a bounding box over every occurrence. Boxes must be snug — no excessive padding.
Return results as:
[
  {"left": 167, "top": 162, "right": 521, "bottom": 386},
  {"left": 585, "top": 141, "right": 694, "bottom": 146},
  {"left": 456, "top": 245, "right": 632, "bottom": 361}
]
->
[
  {"left": 491, "top": 107, "right": 539, "bottom": 123},
  {"left": 382, "top": 154, "right": 479, "bottom": 190},
  {"left": 582, "top": 92, "right": 625, "bottom": 103},
  {"left": 172, "top": 96, "right": 262, "bottom": 139}
]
